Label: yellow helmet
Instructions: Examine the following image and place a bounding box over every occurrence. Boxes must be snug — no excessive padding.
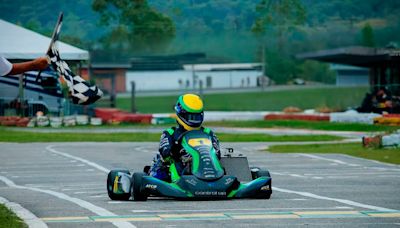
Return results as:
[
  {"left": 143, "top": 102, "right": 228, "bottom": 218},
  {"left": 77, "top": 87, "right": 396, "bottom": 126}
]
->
[{"left": 175, "top": 94, "right": 204, "bottom": 130}]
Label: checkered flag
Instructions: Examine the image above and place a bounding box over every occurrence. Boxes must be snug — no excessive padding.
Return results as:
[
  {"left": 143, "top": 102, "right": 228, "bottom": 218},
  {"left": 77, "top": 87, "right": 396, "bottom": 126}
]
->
[{"left": 46, "top": 13, "right": 103, "bottom": 105}]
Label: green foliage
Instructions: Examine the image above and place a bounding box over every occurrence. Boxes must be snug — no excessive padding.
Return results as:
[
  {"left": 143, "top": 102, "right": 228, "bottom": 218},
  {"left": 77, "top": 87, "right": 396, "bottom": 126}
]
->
[
  {"left": 298, "top": 60, "right": 336, "bottom": 84},
  {"left": 92, "top": 0, "right": 176, "bottom": 54},
  {"left": 361, "top": 23, "right": 376, "bottom": 47},
  {"left": 0, "top": 127, "right": 340, "bottom": 142},
  {"left": 1, "top": 0, "right": 400, "bottom": 81},
  {"left": 264, "top": 50, "right": 299, "bottom": 84},
  {"left": 209, "top": 120, "right": 400, "bottom": 132},
  {"left": 0, "top": 204, "right": 27, "bottom": 228},
  {"left": 252, "top": 0, "right": 306, "bottom": 50},
  {"left": 252, "top": 0, "right": 306, "bottom": 32},
  {"left": 262, "top": 51, "right": 335, "bottom": 85}
]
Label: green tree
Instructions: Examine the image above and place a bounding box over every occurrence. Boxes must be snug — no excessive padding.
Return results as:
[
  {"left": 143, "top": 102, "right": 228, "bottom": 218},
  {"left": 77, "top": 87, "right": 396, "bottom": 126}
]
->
[
  {"left": 92, "top": 0, "right": 176, "bottom": 54},
  {"left": 251, "top": 0, "right": 306, "bottom": 50},
  {"left": 251, "top": 0, "right": 306, "bottom": 84},
  {"left": 265, "top": 50, "right": 299, "bottom": 84},
  {"left": 361, "top": 23, "right": 375, "bottom": 47}
]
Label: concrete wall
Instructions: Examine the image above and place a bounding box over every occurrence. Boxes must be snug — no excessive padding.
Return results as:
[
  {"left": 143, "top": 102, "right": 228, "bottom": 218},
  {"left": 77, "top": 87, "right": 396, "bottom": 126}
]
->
[{"left": 126, "top": 70, "right": 261, "bottom": 91}]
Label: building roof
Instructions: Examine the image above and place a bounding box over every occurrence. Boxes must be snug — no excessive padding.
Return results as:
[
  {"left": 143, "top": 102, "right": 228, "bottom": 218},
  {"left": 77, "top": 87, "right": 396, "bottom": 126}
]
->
[
  {"left": 330, "top": 64, "right": 369, "bottom": 71},
  {"left": 183, "top": 63, "right": 262, "bottom": 71},
  {"left": 130, "top": 53, "right": 206, "bottom": 71},
  {"left": 82, "top": 63, "right": 132, "bottom": 69},
  {"left": 0, "top": 19, "right": 88, "bottom": 60},
  {"left": 297, "top": 46, "right": 400, "bottom": 67}
]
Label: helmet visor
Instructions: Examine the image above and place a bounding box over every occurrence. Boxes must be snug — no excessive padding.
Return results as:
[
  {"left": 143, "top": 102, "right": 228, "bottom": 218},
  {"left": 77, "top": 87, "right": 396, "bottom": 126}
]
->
[{"left": 176, "top": 104, "right": 203, "bottom": 127}]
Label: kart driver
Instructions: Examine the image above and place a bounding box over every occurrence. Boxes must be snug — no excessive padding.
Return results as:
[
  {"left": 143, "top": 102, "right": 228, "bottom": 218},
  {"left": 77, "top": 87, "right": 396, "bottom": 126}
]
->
[{"left": 150, "top": 93, "right": 221, "bottom": 181}]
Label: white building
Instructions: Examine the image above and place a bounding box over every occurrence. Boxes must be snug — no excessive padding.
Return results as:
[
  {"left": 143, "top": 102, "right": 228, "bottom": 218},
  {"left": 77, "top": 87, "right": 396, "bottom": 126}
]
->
[{"left": 126, "top": 63, "right": 262, "bottom": 91}]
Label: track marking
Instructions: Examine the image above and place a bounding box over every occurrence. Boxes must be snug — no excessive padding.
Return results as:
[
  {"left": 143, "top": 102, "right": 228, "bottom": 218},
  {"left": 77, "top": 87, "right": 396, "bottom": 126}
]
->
[
  {"left": 131, "top": 206, "right": 353, "bottom": 213},
  {"left": 273, "top": 186, "right": 395, "bottom": 212},
  {"left": 46, "top": 145, "right": 396, "bottom": 213},
  {"left": 297, "top": 153, "right": 359, "bottom": 166},
  {"left": 229, "top": 214, "right": 299, "bottom": 219},
  {"left": 46, "top": 145, "right": 110, "bottom": 172},
  {"left": 0, "top": 196, "right": 48, "bottom": 228},
  {"left": 40, "top": 210, "right": 400, "bottom": 223},
  {"left": 0, "top": 176, "right": 135, "bottom": 228}
]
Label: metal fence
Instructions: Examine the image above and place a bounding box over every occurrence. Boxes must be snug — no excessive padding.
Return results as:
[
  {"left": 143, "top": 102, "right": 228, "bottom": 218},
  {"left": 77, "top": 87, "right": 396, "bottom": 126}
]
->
[{"left": 0, "top": 97, "right": 96, "bottom": 117}]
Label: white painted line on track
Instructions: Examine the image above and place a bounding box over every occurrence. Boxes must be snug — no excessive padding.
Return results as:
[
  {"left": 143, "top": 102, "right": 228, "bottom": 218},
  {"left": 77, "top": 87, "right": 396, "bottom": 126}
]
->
[
  {"left": 297, "top": 153, "right": 359, "bottom": 166},
  {"left": 298, "top": 153, "right": 400, "bottom": 172},
  {"left": 0, "top": 176, "right": 135, "bottom": 228},
  {"left": 46, "top": 145, "right": 395, "bottom": 214},
  {"left": 273, "top": 186, "right": 395, "bottom": 212},
  {"left": 0, "top": 196, "right": 48, "bottom": 228},
  {"left": 341, "top": 154, "right": 400, "bottom": 168},
  {"left": 46, "top": 146, "right": 110, "bottom": 173}
]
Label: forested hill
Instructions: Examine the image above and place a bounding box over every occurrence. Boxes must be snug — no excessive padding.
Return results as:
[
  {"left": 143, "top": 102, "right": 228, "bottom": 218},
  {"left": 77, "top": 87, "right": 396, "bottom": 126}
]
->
[{"left": 1, "top": 0, "right": 399, "bottom": 63}]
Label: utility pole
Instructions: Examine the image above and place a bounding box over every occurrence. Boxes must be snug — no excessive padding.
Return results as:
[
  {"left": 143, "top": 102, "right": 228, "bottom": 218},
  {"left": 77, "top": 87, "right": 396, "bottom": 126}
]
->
[
  {"left": 18, "top": 74, "right": 25, "bottom": 116},
  {"left": 261, "top": 44, "right": 266, "bottom": 91},
  {"left": 131, "top": 81, "right": 136, "bottom": 113}
]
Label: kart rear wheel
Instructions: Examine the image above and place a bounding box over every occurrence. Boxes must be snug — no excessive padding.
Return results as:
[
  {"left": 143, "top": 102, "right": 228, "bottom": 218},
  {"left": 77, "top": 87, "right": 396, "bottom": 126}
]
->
[
  {"left": 251, "top": 167, "right": 271, "bottom": 180},
  {"left": 254, "top": 170, "right": 270, "bottom": 179},
  {"left": 131, "top": 172, "right": 148, "bottom": 201},
  {"left": 252, "top": 169, "right": 271, "bottom": 199},
  {"left": 107, "top": 170, "right": 131, "bottom": 201}
]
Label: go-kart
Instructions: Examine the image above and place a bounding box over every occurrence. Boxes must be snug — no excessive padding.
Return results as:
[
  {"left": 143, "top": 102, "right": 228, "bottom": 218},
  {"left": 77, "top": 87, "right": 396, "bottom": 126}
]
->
[{"left": 107, "top": 130, "right": 272, "bottom": 201}]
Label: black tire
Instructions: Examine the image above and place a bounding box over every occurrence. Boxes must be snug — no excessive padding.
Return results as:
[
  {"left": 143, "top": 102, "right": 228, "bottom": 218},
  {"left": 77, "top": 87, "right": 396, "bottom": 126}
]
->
[
  {"left": 254, "top": 170, "right": 271, "bottom": 179},
  {"left": 131, "top": 172, "right": 148, "bottom": 201},
  {"left": 252, "top": 169, "right": 272, "bottom": 199},
  {"left": 107, "top": 170, "right": 131, "bottom": 201},
  {"left": 143, "top": 166, "right": 151, "bottom": 174}
]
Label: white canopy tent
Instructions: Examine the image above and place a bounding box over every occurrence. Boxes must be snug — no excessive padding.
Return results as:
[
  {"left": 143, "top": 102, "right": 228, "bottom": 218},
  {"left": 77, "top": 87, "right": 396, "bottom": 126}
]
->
[{"left": 0, "top": 19, "right": 88, "bottom": 61}]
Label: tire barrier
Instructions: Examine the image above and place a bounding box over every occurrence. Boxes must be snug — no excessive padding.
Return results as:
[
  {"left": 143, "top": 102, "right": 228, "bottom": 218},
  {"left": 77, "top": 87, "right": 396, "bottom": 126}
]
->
[
  {"left": 330, "top": 111, "right": 381, "bottom": 125},
  {"left": 0, "top": 116, "right": 30, "bottom": 127},
  {"left": 363, "top": 130, "right": 400, "bottom": 148},
  {"left": 94, "top": 108, "right": 152, "bottom": 124},
  {"left": 264, "top": 113, "right": 330, "bottom": 121}
]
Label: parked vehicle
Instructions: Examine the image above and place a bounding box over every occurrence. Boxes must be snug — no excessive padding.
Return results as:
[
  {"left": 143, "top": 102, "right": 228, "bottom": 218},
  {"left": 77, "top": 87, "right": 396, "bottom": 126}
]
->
[{"left": 0, "top": 70, "right": 64, "bottom": 116}]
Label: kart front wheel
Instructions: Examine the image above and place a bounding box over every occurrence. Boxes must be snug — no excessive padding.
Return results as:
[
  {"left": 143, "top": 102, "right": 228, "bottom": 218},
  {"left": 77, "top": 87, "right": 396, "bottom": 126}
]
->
[
  {"left": 131, "top": 172, "right": 148, "bottom": 201},
  {"left": 107, "top": 170, "right": 131, "bottom": 201}
]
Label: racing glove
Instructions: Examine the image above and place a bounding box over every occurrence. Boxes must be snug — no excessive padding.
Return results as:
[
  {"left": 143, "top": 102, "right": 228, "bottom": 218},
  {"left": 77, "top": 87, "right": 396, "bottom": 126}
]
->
[{"left": 179, "top": 149, "right": 192, "bottom": 163}]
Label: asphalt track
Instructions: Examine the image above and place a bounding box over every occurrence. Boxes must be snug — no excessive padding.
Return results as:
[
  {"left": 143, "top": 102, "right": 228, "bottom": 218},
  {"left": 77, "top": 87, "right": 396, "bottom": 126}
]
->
[{"left": 0, "top": 142, "right": 399, "bottom": 228}]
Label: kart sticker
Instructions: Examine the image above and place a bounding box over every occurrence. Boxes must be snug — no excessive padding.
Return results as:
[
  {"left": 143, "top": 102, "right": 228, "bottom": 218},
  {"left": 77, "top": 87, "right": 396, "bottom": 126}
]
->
[{"left": 188, "top": 138, "right": 212, "bottom": 147}]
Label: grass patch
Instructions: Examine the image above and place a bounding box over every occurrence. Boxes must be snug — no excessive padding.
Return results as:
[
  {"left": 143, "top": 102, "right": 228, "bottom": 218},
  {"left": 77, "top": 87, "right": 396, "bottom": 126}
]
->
[
  {"left": 0, "top": 130, "right": 161, "bottom": 142},
  {"left": 117, "top": 86, "right": 369, "bottom": 113},
  {"left": 21, "top": 120, "right": 399, "bottom": 133},
  {"left": 268, "top": 143, "right": 400, "bottom": 164},
  {"left": 0, "top": 128, "right": 343, "bottom": 142},
  {"left": 208, "top": 120, "right": 400, "bottom": 132},
  {"left": 20, "top": 120, "right": 399, "bottom": 133},
  {"left": 0, "top": 204, "right": 27, "bottom": 228}
]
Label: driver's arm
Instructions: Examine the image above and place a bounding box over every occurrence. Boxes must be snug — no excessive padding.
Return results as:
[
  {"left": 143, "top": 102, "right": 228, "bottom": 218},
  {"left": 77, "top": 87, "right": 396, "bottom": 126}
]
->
[
  {"left": 210, "top": 130, "right": 221, "bottom": 159},
  {"left": 159, "top": 131, "right": 174, "bottom": 162}
]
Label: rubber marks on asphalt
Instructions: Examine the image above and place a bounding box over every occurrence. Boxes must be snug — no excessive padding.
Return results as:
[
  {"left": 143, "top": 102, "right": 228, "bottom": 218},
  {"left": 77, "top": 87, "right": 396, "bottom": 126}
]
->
[{"left": 40, "top": 210, "right": 400, "bottom": 223}]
